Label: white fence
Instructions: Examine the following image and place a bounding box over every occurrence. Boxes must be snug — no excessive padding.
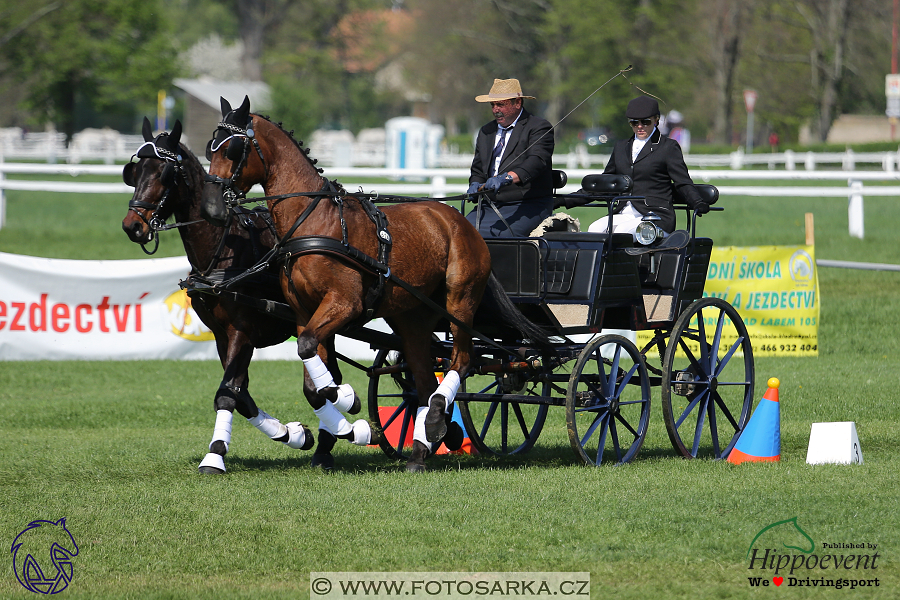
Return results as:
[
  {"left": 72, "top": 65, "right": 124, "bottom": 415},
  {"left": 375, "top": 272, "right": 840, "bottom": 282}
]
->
[{"left": 2, "top": 160, "right": 900, "bottom": 238}]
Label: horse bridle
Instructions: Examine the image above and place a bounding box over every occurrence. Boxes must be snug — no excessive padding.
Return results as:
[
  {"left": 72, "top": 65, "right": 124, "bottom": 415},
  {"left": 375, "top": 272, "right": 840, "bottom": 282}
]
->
[
  {"left": 125, "top": 139, "right": 201, "bottom": 255},
  {"left": 204, "top": 115, "right": 269, "bottom": 208}
]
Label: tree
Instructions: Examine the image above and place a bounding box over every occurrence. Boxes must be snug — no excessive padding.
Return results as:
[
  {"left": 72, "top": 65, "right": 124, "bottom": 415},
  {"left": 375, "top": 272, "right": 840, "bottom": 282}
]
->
[{"left": 0, "top": 0, "right": 178, "bottom": 138}]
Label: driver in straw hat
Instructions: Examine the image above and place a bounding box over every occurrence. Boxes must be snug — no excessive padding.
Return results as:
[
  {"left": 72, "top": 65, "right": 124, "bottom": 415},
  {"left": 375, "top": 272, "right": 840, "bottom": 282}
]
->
[{"left": 466, "top": 78, "right": 555, "bottom": 237}]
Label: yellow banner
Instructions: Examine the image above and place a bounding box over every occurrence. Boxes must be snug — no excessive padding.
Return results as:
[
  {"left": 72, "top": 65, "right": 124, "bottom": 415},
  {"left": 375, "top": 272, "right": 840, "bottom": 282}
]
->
[{"left": 704, "top": 245, "right": 819, "bottom": 356}]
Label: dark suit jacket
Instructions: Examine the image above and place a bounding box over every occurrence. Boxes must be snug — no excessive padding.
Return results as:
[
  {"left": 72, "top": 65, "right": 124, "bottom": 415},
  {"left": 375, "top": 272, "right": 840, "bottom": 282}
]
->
[
  {"left": 470, "top": 108, "right": 555, "bottom": 205},
  {"left": 603, "top": 128, "right": 701, "bottom": 232}
]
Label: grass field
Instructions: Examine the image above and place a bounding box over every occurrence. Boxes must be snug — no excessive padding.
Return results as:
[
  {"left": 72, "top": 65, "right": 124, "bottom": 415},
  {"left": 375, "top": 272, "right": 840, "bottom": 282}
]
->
[{"left": 1, "top": 175, "right": 898, "bottom": 599}]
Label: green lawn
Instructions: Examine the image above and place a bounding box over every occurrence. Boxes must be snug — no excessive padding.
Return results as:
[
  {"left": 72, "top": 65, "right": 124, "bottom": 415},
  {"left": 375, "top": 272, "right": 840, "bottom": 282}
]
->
[{"left": 0, "top": 176, "right": 898, "bottom": 598}]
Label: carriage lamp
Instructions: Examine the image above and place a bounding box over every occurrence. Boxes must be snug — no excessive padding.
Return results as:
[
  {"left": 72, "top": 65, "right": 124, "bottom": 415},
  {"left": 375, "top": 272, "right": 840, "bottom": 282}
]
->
[{"left": 635, "top": 218, "right": 666, "bottom": 246}]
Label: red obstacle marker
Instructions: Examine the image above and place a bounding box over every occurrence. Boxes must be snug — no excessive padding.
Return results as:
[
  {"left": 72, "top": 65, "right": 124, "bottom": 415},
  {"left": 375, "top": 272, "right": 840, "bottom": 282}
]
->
[
  {"left": 371, "top": 371, "right": 476, "bottom": 454},
  {"left": 727, "top": 378, "right": 781, "bottom": 464}
]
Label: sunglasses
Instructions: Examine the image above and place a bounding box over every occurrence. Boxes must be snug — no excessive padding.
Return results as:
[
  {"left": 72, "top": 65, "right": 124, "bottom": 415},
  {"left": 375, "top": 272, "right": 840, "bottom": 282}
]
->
[{"left": 629, "top": 118, "right": 654, "bottom": 127}]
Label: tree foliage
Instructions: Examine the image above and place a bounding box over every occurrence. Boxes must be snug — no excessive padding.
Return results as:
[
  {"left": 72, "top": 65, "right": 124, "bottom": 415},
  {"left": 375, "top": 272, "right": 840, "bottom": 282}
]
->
[
  {"left": 0, "top": 0, "right": 893, "bottom": 147},
  {"left": 0, "top": 0, "right": 178, "bottom": 138}
]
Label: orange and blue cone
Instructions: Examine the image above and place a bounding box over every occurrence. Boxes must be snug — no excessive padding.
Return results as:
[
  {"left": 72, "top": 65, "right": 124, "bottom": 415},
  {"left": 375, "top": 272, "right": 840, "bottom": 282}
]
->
[{"left": 727, "top": 378, "right": 781, "bottom": 464}]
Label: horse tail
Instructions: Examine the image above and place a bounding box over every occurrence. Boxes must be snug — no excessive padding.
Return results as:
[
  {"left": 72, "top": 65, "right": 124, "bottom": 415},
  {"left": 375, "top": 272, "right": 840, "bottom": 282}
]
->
[{"left": 479, "top": 272, "right": 554, "bottom": 348}]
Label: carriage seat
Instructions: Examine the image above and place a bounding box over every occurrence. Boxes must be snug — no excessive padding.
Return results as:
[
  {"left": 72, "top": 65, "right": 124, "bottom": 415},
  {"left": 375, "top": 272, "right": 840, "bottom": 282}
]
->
[
  {"left": 674, "top": 183, "right": 719, "bottom": 207},
  {"left": 580, "top": 173, "right": 633, "bottom": 196},
  {"left": 553, "top": 173, "right": 634, "bottom": 210}
]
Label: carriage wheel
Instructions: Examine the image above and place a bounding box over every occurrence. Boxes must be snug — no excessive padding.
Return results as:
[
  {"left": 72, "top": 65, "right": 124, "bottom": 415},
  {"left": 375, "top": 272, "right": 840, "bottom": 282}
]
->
[
  {"left": 565, "top": 335, "right": 651, "bottom": 466},
  {"left": 457, "top": 369, "right": 549, "bottom": 457},
  {"left": 661, "top": 297, "right": 755, "bottom": 459},
  {"left": 367, "top": 349, "right": 418, "bottom": 461}
]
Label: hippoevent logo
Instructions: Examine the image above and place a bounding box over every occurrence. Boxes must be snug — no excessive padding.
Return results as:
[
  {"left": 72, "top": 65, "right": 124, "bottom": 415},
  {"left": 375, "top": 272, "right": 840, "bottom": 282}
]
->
[
  {"left": 162, "top": 289, "right": 214, "bottom": 341},
  {"left": 11, "top": 518, "right": 79, "bottom": 594},
  {"left": 746, "top": 517, "right": 880, "bottom": 590}
]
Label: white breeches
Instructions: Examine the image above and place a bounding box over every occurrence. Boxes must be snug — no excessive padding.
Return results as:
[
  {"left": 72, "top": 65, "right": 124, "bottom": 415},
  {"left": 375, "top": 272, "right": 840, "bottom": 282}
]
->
[{"left": 588, "top": 202, "right": 644, "bottom": 239}]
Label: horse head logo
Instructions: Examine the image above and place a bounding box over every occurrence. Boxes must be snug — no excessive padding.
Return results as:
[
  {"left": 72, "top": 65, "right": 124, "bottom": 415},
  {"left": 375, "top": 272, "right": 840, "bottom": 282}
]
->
[
  {"left": 789, "top": 249, "right": 814, "bottom": 284},
  {"left": 747, "top": 516, "right": 814, "bottom": 558},
  {"left": 11, "top": 518, "right": 79, "bottom": 594}
]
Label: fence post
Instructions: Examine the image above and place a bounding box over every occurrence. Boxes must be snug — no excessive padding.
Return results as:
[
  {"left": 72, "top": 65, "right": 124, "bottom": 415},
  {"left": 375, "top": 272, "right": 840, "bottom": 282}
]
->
[
  {"left": 842, "top": 148, "right": 855, "bottom": 171},
  {"left": 785, "top": 149, "right": 795, "bottom": 170},
  {"left": 430, "top": 175, "right": 447, "bottom": 198},
  {"left": 730, "top": 148, "right": 744, "bottom": 169},
  {"left": 805, "top": 152, "right": 816, "bottom": 170},
  {"left": 848, "top": 179, "right": 864, "bottom": 239},
  {"left": 0, "top": 153, "right": 5, "bottom": 230}
]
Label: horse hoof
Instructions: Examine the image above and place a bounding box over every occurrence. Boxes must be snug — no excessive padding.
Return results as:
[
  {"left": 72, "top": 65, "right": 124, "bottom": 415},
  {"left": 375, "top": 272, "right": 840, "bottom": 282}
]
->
[
  {"left": 405, "top": 461, "right": 427, "bottom": 473},
  {"left": 368, "top": 422, "right": 384, "bottom": 445},
  {"left": 348, "top": 393, "right": 361, "bottom": 415},
  {"left": 311, "top": 452, "right": 335, "bottom": 470},
  {"left": 198, "top": 452, "right": 226, "bottom": 474},
  {"left": 425, "top": 396, "right": 448, "bottom": 443},
  {"left": 283, "top": 422, "right": 314, "bottom": 450},
  {"left": 443, "top": 421, "right": 464, "bottom": 452}
]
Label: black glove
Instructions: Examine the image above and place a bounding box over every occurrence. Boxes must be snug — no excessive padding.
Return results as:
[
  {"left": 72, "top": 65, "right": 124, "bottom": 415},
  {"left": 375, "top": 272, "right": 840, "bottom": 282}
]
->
[
  {"left": 694, "top": 201, "right": 710, "bottom": 215},
  {"left": 484, "top": 173, "right": 513, "bottom": 192},
  {"left": 467, "top": 182, "right": 481, "bottom": 194}
]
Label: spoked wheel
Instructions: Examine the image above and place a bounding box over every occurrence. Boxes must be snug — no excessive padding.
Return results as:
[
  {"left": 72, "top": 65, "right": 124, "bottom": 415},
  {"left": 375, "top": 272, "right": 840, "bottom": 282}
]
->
[
  {"left": 457, "top": 367, "right": 549, "bottom": 456},
  {"left": 661, "top": 297, "right": 755, "bottom": 459},
  {"left": 566, "top": 334, "right": 651, "bottom": 466},
  {"left": 367, "top": 349, "right": 418, "bottom": 461}
]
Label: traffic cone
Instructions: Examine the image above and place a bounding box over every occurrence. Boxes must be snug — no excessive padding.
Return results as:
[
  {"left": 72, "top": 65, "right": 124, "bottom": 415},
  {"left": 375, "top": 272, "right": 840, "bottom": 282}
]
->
[{"left": 727, "top": 377, "right": 781, "bottom": 464}]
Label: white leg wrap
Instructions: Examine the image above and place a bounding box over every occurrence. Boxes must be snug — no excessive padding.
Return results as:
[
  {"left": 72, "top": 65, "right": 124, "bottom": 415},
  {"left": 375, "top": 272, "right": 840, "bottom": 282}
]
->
[
  {"left": 331, "top": 383, "right": 357, "bottom": 413},
  {"left": 303, "top": 354, "right": 335, "bottom": 391},
  {"left": 314, "top": 401, "right": 353, "bottom": 436},
  {"left": 428, "top": 370, "right": 461, "bottom": 414},
  {"left": 210, "top": 409, "right": 233, "bottom": 451},
  {"left": 248, "top": 410, "right": 287, "bottom": 440},
  {"left": 283, "top": 422, "right": 308, "bottom": 449},
  {"left": 351, "top": 419, "right": 372, "bottom": 446},
  {"left": 413, "top": 406, "right": 433, "bottom": 452},
  {"left": 199, "top": 452, "right": 226, "bottom": 473}
]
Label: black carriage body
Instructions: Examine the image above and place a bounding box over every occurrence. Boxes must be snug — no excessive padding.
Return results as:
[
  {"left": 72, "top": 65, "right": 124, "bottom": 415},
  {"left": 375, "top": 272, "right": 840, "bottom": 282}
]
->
[{"left": 485, "top": 232, "right": 713, "bottom": 334}]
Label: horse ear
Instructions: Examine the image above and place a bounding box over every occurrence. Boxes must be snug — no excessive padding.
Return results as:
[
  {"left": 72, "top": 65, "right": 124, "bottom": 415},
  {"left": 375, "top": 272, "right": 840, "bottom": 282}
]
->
[
  {"left": 142, "top": 117, "right": 153, "bottom": 142},
  {"left": 235, "top": 95, "right": 251, "bottom": 123},
  {"left": 220, "top": 96, "right": 233, "bottom": 117},
  {"left": 169, "top": 120, "right": 182, "bottom": 149}
]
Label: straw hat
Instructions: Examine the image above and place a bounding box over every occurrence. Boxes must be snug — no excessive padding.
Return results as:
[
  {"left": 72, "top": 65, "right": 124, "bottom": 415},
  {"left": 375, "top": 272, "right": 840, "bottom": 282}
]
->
[{"left": 475, "top": 79, "right": 536, "bottom": 103}]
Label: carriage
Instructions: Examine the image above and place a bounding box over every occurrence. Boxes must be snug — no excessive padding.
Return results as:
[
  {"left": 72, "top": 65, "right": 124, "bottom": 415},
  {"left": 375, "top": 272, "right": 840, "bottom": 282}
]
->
[
  {"left": 124, "top": 101, "right": 755, "bottom": 471},
  {"left": 366, "top": 173, "right": 755, "bottom": 466}
]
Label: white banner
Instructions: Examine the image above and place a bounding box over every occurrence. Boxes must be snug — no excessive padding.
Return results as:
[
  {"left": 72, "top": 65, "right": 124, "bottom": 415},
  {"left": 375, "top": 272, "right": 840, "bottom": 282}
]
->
[{"left": 0, "top": 252, "right": 379, "bottom": 361}]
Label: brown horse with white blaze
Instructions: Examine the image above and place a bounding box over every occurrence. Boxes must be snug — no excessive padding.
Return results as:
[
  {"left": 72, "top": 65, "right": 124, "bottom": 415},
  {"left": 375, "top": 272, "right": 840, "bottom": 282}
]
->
[
  {"left": 122, "top": 117, "right": 325, "bottom": 474},
  {"left": 201, "top": 97, "right": 541, "bottom": 471}
]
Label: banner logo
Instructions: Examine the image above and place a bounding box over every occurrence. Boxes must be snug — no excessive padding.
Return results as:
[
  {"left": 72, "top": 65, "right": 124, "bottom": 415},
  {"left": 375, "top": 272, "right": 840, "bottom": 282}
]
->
[
  {"left": 11, "top": 518, "right": 79, "bottom": 594},
  {"left": 745, "top": 517, "right": 881, "bottom": 589},
  {"left": 162, "top": 289, "right": 214, "bottom": 341}
]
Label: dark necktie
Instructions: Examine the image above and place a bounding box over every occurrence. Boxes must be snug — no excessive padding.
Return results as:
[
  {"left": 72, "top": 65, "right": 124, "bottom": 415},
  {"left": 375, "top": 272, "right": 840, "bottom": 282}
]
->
[{"left": 491, "top": 127, "right": 508, "bottom": 175}]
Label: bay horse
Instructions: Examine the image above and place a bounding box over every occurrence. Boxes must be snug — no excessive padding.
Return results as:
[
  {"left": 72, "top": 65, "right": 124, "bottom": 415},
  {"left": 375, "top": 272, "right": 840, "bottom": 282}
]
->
[
  {"left": 201, "top": 96, "right": 548, "bottom": 472},
  {"left": 122, "top": 117, "right": 363, "bottom": 473}
]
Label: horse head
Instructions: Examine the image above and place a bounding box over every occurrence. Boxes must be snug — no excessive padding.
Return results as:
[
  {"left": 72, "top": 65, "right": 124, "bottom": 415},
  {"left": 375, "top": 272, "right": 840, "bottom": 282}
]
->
[
  {"left": 201, "top": 95, "right": 260, "bottom": 227},
  {"left": 12, "top": 518, "right": 79, "bottom": 594},
  {"left": 122, "top": 117, "right": 189, "bottom": 247}
]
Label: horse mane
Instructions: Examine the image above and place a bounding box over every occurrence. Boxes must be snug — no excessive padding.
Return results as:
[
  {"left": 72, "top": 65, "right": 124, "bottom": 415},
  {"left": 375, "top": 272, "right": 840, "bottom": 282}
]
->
[{"left": 252, "top": 113, "right": 326, "bottom": 175}]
